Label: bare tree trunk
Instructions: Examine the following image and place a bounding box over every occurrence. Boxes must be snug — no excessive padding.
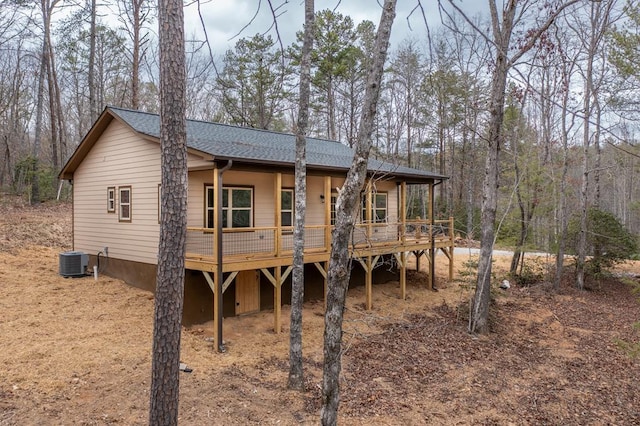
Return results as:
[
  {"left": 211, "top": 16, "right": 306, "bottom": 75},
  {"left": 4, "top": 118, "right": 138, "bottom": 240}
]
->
[
  {"left": 88, "top": 0, "right": 98, "bottom": 122},
  {"left": 461, "top": 0, "right": 580, "bottom": 333},
  {"left": 469, "top": 1, "right": 515, "bottom": 334},
  {"left": 31, "top": 41, "right": 47, "bottom": 205},
  {"left": 554, "top": 77, "right": 572, "bottom": 289},
  {"left": 1, "top": 136, "right": 8, "bottom": 188},
  {"left": 320, "top": 2, "right": 396, "bottom": 424},
  {"left": 576, "top": 27, "right": 594, "bottom": 291},
  {"left": 131, "top": 0, "right": 142, "bottom": 109},
  {"left": 42, "top": 0, "right": 59, "bottom": 173},
  {"left": 327, "top": 77, "right": 336, "bottom": 141},
  {"left": 288, "top": 0, "right": 314, "bottom": 391},
  {"left": 148, "top": 0, "right": 186, "bottom": 422}
]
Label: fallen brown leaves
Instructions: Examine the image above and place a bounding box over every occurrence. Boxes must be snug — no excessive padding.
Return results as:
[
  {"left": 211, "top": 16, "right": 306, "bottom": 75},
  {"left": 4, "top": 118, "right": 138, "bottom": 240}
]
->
[
  {"left": 0, "top": 196, "right": 639, "bottom": 425},
  {"left": 336, "top": 280, "right": 640, "bottom": 424}
]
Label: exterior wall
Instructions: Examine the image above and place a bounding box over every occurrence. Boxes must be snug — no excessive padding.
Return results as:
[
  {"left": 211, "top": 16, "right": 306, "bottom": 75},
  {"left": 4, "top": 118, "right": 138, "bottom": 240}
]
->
[
  {"left": 73, "top": 120, "right": 208, "bottom": 265},
  {"left": 187, "top": 170, "right": 337, "bottom": 228},
  {"left": 73, "top": 120, "right": 162, "bottom": 264}
]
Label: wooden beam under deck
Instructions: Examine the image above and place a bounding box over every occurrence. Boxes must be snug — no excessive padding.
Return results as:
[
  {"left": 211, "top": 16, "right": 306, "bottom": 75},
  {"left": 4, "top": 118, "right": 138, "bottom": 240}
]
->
[{"left": 187, "top": 216, "right": 455, "bottom": 339}]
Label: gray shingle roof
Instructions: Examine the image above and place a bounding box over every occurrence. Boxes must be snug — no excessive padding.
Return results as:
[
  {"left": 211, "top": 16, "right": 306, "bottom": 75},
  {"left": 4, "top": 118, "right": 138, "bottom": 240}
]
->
[{"left": 109, "top": 107, "right": 447, "bottom": 182}]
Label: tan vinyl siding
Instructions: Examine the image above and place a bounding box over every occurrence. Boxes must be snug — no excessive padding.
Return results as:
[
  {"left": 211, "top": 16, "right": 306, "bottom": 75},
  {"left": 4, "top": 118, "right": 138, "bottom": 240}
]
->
[
  {"left": 73, "top": 120, "right": 162, "bottom": 264},
  {"left": 188, "top": 170, "right": 335, "bottom": 228},
  {"left": 376, "top": 180, "right": 398, "bottom": 223},
  {"left": 304, "top": 176, "right": 327, "bottom": 226}
]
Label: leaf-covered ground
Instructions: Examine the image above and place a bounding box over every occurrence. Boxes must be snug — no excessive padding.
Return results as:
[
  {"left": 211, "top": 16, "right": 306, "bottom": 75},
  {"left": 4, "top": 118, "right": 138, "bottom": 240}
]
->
[{"left": 0, "top": 196, "right": 638, "bottom": 425}]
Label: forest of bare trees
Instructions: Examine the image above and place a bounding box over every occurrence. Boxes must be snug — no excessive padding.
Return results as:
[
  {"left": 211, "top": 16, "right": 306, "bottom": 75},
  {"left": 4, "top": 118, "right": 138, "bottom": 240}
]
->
[{"left": 1, "top": 1, "right": 639, "bottom": 273}]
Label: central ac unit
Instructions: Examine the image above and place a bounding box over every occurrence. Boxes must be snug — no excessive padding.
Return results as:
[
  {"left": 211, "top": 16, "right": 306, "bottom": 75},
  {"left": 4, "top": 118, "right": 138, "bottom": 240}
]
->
[{"left": 59, "top": 251, "right": 89, "bottom": 277}]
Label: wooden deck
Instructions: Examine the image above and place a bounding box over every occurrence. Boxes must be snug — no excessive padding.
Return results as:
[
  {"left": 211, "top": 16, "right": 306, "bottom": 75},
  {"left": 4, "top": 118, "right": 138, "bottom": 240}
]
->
[
  {"left": 185, "top": 218, "right": 455, "bottom": 339},
  {"left": 185, "top": 218, "right": 455, "bottom": 277}
]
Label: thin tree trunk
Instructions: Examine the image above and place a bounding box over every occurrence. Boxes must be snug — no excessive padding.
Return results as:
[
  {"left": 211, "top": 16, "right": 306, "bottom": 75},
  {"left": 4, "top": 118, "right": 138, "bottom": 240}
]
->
[
  {"left": 31, "top": 41, "right": 47, "bottom": 205},
  {"left": 320, "top": 2, "right": 396, "bottom": 424},
  {"left": 469, "top": 1, "right": 514, "bottom": 334},
  {"left": 148, "top": 0, "right": 186, "bottom": 421},
  {"left": 42, "top": 1, "right": 59, "bottom": 172},
  {"left": 88, "top": 0, "right": 98, "bottom": 122},
  {"left": 464, "top": 0, "right": 579, "bottom": 333},
  {"left": 554, "top": 94, "right": 571, "bottom": 289},
  {"left": 132, "top": 0, "right": 142, "bottom": 109},
  {"left": 576, "top": 40, "right": 593, "bottom": 291},
  {"left": 288, "top": 0, "right": 314, "bottom": 391}
]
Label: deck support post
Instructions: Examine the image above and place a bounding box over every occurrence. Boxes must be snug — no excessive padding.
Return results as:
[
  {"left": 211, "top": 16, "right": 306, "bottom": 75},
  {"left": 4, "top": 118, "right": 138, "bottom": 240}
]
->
[
  {"left": 414, "top": 250, "right": 421, "bottom": 272},
  {"left": 274, "top": 266, "right": 282, "bottom": 334},
  {"left": 313, "top": 262, "right": 328, "bottom": 309},
  {"left": 449, "top": 216, "right": 455, "bottom": 281},
  {"left": 366, "top": 255, "right": 373, "bottom": 310},
  {"left": 261, "top": 266, "right": 292, "bottom": 334},
  {"left": 215, "top": 160, "right": 232, "bottom": 352},
  {"left": 399, "top": 182, "right": 407, "bottom": 300},
  {"left": 393, "top": 252, "right": 407, "bottom": 300},
  {"left": 400, "top": 252, "right": 406, "bottom": 300}
]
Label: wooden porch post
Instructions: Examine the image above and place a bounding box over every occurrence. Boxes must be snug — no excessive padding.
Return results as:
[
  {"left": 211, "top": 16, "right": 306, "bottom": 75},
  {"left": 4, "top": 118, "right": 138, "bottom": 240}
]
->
[
  {"left": 400, "top": 182, "right": 407, "bottom": 300},
  {"left": 324, "top": 176, "right": 331, "bottom": 251},
  {"left": 212, "top": 166, "right": 218, "bottom": 266},
  {"left": 275, "top": 173, "right": 282, "bottom": 257},
  {"left": 428, "top": 182, "right": 435, "bottom": 291},
  {"left": 212, "top": 166, "right": 219, "bottom": 350},
  {"left": 214, "top": 161, "right": 232, "bottom": 352},
  {"left": 365, "top": 180, "right": 372, "bottom": 242}
]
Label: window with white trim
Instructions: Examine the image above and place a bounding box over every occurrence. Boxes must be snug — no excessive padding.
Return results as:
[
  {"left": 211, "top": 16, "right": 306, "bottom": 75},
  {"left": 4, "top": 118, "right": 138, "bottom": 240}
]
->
[
  {"left": 281, "top": 189, "right": 293, "bottom": 227},
  {"left": 205, "top": 186, "right": 253, "bottom": 228},
  {"left": 361, "top": 192, "right": 387, "bottom": 223},
  {"left": 119, "top": 186, "right": 132, "bottom": 222},
  {"left": 107, "top": 187, "right": 115, "bottom": 213},
  {"left": 330, "top": 192, "right": 338, "bottom": 225},
  {"left": 206, "top": 186, "right": 215, "bottom": 228}
]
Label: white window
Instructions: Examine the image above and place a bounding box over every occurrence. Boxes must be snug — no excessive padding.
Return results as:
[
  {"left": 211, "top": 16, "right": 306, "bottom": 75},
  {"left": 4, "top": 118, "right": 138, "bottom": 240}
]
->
[
  {"left": 206, "top": 186, "right": 215, "bottom": 228},
  {"left": 330, "top": 192, "right": 338, "bottom": 225},
  {"left": 119, "top": 186, "right": 132, "bottom": 222},
  {"left": 281, "top": 189, "right": 293, "bottom": 227},
  {"left": 361, "top": 192, "right": 387, "bottom": 223},
  {"left": 107, "top": 187, "right": 115, "bottom": 213},
  {"left": 205, "top": 186, "right": 253, "bottom": 228}
]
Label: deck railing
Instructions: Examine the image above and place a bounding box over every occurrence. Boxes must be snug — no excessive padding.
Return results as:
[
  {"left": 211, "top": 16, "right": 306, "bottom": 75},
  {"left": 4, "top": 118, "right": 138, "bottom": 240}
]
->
[{"left": 186, "top": 217, "right": 453, "bottom": 261}]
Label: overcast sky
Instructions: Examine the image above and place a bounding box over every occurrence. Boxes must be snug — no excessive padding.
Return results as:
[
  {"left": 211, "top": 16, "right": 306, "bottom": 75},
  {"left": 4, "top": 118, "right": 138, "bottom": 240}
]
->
[{"left": 183, "top": 1, "right": 490, "bottom": 56}]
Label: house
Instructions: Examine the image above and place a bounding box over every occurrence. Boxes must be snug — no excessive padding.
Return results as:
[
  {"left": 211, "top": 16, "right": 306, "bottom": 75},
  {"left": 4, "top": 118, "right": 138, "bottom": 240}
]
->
[{"left": 59, "top": 106, "right": 454, "bottom": 349}]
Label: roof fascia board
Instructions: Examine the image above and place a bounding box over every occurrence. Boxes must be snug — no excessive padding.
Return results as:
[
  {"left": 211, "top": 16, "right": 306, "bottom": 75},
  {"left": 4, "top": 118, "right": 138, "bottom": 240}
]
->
[{"left": 58, "top": 108, "right": 114, "bottom": 180}]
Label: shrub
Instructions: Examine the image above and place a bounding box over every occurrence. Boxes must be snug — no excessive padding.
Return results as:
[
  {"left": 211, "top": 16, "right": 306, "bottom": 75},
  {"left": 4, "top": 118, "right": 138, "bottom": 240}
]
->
[{"left": 567, "top": 208, "right": 639, "bottom": 272}]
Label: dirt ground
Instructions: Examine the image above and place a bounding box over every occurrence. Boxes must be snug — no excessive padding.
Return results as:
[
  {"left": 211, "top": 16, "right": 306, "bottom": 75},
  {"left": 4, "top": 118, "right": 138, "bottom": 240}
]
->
[{"left": 1, "top": 197, "right": 639, "bottom": 425}]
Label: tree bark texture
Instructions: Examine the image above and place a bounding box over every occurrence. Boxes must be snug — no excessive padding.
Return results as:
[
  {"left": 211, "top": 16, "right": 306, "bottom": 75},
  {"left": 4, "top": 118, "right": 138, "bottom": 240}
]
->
[
  {"left": 469, "top": 0, "right": 515, "bottom": 335},
  {"left": 554, "top": 54, "right": 573, "bottom": 289},
  {"left": 467, "top": 0, "right": 580, "bottom": 333},
  {"left": 31, "top": 41, "right": 47, "bottom": 205},
  {"left": 320, "top": 1, "right": 396, "bottom": 424},
  {"left": 288, "top": 0, "right": 314, "bottom": 391},
  {"left": 88, "top": 0, "right": 98, "bottom": 122},
  {"left": 148, "top": 0, "right": 187, "bottom": 423}
]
